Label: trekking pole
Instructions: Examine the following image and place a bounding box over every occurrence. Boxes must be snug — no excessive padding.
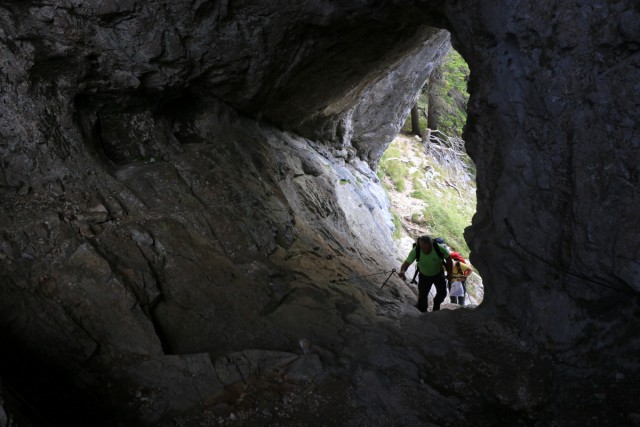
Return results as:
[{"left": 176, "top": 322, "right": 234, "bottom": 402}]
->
[
  {"left": 331, "top": 270, "right": 395, "bottom": 283},
  {"left": 380, "top": 269, "right": 396, "bottom": 290},
  {"left": 410, "top": 269, "right": 419, "bottom": 284}
]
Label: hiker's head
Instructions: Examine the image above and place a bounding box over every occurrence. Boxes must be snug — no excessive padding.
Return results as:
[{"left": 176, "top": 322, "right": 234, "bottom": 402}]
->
[{"left": 418, "top": 235, "right": 432, "bottom": 252}]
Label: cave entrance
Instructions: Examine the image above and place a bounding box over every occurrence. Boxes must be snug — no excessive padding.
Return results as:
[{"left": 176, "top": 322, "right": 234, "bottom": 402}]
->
[{"left": 377, "top": 46, "right": 484, "bottom": 308}]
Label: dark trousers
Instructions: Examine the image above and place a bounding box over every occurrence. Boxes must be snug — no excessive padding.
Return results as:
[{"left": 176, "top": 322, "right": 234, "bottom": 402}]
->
[
  {"left": 450, "top": 296, "right": 464, "bottom": 305},
  {"left": 416, "top": 272, "right": 447, "bottom": 312}
]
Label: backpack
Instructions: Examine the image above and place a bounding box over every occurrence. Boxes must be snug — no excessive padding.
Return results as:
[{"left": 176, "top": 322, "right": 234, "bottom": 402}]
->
[
  {"left": 450, "top": 251, "right": 466, "bottom": 263},
  {"left": 410, "top": 237, "right": 446, "bottom": 283}
]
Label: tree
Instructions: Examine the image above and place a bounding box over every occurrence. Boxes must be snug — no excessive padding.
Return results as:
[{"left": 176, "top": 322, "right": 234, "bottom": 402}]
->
[
  {"left": 410, "top": 103, "right": 422, "bottom": 137},
  {"left": 402, "top": 48, "right": 469, "bottom": 139},
  {"left": 427, "top": 64, "right": 445, "bottom": 131}
]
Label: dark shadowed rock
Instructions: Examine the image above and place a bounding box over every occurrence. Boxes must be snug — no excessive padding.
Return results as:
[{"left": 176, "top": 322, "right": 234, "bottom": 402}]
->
[{"left": 0, "top": 0, "right": 638, "bottom": 425}]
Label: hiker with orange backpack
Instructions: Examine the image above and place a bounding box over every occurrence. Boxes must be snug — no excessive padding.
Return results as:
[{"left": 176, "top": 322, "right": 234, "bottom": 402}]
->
[
  {"left": 448, "top": 253, "right": 474, "bottom": 305},
  {"left": 398, "top": 235, "right": 453, "bottom": 312}
]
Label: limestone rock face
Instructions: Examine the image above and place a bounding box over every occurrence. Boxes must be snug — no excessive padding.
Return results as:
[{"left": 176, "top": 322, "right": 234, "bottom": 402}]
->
[{"left": 0, "top": 0, "right": 638, "bottom": 426}]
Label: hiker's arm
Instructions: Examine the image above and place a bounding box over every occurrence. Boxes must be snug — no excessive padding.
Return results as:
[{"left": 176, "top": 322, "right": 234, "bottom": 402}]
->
[
  {"left": 445, "top": 257, "right": 453, "bottom": 281},
  {"left": 398, "top": 261, "right": 411, "bottom": 279}
]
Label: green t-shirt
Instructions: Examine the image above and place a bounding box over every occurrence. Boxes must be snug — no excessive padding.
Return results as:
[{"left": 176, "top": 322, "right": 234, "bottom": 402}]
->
[{"left": 405, "top": 243, "right": 450, "bottom": 276}]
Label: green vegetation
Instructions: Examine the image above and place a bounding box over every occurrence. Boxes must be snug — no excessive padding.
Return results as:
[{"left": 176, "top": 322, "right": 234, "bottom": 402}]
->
[
  {"left": 402, "top": 48, "right": 470, "bottom": 139},
  {"left": 381, "top": 48, "right": 475, "bottom": 258},
  {"left": 437, "top": 49, "right": 470, "bottom": 138},
  {"left": 378, "top": 135, "right": 475, "bottom": 258},
  {"left": 376, "top": 145, "right": 410, "bottom": 192},
  {"left": 410, "top": 185, "right": 473, "bottom": 255}
]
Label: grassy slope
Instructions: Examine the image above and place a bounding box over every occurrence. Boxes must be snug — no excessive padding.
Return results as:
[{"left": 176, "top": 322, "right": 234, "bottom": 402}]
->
[
  {"left": 377, "top": 134, "right": 484, "bottom": 305},
  {"left": 377, "top": 135, "right": 475, "bottom": 255}
]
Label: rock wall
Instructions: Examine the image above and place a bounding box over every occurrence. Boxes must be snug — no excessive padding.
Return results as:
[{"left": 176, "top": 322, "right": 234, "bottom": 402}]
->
[
  {"left": 453, "top": 1, "right": 640, "bottom": 422},
  {"left": 451, "top": 0, "right": 640, "bottom": 347},
  {"left": 0, "top": 0, "right": 638, "bottom": 425}
]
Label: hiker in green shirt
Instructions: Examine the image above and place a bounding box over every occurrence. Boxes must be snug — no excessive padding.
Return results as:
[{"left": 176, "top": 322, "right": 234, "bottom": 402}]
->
[{"left": 398, "top": 235, "right": 453, "bottom": 312}]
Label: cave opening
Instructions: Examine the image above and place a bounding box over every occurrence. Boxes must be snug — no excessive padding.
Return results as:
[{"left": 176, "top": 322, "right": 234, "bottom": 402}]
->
[{"left": 377, "top": 43, "right": 484, "bottom": 309}]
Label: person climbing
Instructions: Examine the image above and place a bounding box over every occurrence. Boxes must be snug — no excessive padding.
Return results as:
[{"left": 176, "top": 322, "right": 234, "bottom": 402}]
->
[
  {"left": 398, "top": 235, "right": 453, "bottom": 312},
  {"left": 448, "top": 258, "right": 473, "bottom": 305}
]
